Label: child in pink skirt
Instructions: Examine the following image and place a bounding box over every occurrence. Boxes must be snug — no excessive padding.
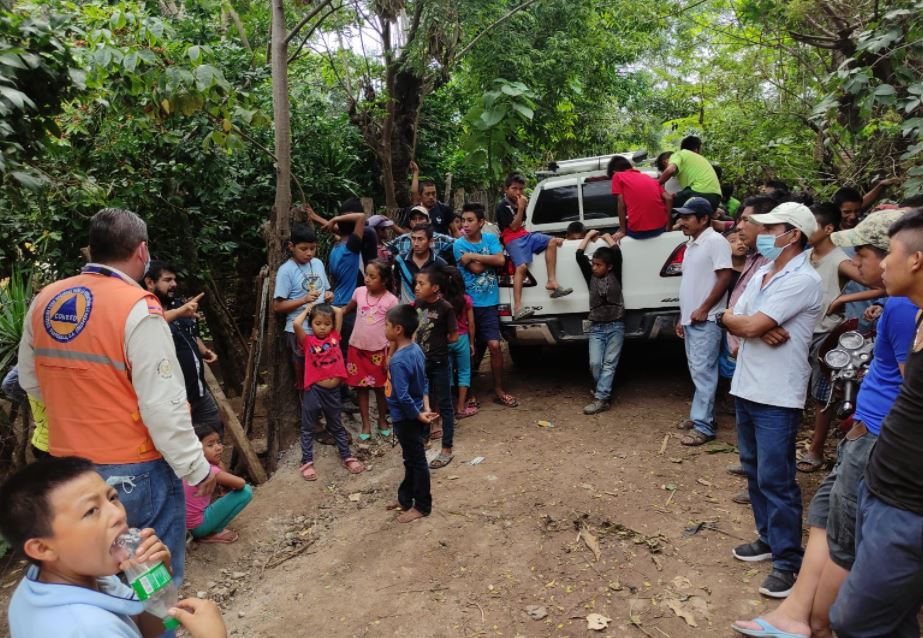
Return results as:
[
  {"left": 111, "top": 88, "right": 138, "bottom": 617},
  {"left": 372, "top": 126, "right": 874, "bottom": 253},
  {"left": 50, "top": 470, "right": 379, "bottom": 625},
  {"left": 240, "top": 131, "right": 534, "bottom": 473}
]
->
[{"left": 341, "top": 259, "right": 399, "bottom": 442}]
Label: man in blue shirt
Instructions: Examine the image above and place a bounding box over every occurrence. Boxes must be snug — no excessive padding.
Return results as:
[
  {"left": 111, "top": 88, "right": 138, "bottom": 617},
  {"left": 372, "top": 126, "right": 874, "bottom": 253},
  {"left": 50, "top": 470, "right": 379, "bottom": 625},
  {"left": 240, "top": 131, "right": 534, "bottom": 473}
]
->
[
  {"left": 720, "top": 202, "right": 823, "bottom": 599},
  {"left": 732, "top": 208, "right": 915, "bottom": 638}
]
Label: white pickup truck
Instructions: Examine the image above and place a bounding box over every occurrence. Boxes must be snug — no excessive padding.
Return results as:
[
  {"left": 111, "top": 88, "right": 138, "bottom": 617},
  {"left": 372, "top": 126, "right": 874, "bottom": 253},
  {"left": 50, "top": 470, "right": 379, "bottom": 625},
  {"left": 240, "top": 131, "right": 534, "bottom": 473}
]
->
[{"left": 497, "top": 153, "right": 686, "bottom": 366}]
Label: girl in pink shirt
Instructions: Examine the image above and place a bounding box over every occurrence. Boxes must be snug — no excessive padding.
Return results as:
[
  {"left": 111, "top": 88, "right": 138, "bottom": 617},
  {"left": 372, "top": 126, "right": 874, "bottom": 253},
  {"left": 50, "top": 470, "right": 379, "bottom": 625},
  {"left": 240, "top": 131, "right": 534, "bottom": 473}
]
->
[{"left": 342, "top": 260, "right": 399, "bottom": 443}]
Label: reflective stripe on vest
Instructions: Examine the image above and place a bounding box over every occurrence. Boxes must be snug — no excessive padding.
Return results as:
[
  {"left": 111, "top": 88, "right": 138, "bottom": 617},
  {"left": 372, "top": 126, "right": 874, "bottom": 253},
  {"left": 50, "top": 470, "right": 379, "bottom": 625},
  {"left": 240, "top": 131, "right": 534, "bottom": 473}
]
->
[{"left": 32, "top": 272, "right": 163, "bottom": 464}]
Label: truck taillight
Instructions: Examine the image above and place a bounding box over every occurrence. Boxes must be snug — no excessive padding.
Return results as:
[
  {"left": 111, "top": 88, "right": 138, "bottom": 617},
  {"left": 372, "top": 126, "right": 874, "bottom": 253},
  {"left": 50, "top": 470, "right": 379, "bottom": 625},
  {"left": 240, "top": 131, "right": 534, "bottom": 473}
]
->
[
  {"left": 660, "top": 243, "right": 686, "bottom": 277},
  {"left": 498, "top": 304, "right": 512, "bottom": 317},
  {"left": 498, "top": 256, "right": 537, "bottom": 287}
]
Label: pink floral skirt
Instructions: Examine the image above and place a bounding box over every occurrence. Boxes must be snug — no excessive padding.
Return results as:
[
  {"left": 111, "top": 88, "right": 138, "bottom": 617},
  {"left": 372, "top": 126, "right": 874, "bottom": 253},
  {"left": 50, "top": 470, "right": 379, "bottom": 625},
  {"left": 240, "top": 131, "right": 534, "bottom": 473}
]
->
[{"left": 346, "top": 346, "right": 388, "bottom": 388}]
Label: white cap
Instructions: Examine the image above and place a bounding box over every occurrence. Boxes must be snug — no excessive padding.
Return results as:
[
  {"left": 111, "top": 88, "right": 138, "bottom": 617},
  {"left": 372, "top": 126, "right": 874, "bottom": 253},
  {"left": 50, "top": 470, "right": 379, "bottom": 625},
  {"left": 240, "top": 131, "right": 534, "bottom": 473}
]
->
[{"left": 750, "top": 202, "right": 817, "bottom": 238}]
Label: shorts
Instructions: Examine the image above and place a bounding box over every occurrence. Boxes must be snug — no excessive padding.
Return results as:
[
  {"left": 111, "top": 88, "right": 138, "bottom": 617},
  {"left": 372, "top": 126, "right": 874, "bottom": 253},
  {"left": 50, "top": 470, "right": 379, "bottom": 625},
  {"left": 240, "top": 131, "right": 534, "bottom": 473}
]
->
[
  {"left": 810, "top": 332, "right": 833, "bottom": 402},
  {"left": 190, "top": 391, "right": 223, "bottom": 436},
  {"left": 473, "top": 306, "right": 501, "bottom": 345},
  {"left": 286, "top": 332, "right": 305, "bottom": 389},
  {"left": 827, "top": 428, "right": 878, "bottom": 569},
  {"left": 506, "top": 233, "right": 551, "bottom": 267}
]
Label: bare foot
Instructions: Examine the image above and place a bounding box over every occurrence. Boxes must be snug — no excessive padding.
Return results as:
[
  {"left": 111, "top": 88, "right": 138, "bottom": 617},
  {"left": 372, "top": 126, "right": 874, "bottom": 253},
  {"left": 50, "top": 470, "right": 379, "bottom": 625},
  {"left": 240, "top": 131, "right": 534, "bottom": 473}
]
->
[
  {"left": 733, "top": 609, "right": 810, "bottom": 637},
  {"left": 385, "top": 501, "right": 407, "bottom": 511},
  {"left": 397, "top": 507, "right": 426, "bottom": 523}
]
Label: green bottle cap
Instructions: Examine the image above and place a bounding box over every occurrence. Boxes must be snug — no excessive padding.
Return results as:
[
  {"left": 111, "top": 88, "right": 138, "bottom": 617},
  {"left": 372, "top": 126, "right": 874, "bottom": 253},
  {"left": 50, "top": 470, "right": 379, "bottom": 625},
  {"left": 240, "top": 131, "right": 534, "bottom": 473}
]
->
[{"left": 163, "top": 616, "right": 181, "bottom": 630}]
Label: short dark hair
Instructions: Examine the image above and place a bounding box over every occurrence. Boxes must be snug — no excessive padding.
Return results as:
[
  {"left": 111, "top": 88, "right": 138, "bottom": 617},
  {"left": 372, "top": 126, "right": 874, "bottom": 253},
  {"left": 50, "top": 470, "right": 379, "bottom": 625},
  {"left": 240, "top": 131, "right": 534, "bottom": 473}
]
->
[
  {"left": 783, "top": 224, "right": 810, "bottom": 249},
  {"left": 449, "top": 211, "right": 462, "bottom": 224},
  {"left": 0, "top": 456, "right": 96, "bottom": 562},
  {"left": 888, "top": 208, "right": 923, "bottom": 253},
  {"left": 419, "top": 263, "right": 446, "bottom": 292},
  {"left": 290, "top": 223, "right": 316, "bottom": 245},
  {"left": 566, "top": 221, "right": 586, "bottom": 235},
  {"left": 145, "top": 259, "right": 176, "bottom": 284},
  {"left": 812, "top": 202, "right": 841, "bottom": 231},
  {"left": 89, "top": 208, "right": 148, "bottom": 263},
  {"left": 833, "top": 187, "right": 862, "bottom": 208},
  {"left": 410, "top": 223, "right": 434, "bottom": 239},
  {"left": 655, "top": 151, "right": 672, "bottom": 172},
  {"left": 194, "top": 423, "right": 219, "bottom": 441},
  {"left": 504, "top": 173, "right": 526, "bottom": 188},
  {"left": 462, "top": 202, "right": 485, "bottom": 220},
  {"left": 386, "top": 304, "right": 419, "bottom": 336},
  {"left": 340, "top": 197, "right": 364, "bottom": 214},
  {"left": 712, "top": 164, "right": 723, "bottom": 181},
  {"left": 680, "top": 135, "right": 701, "bottom": 151},
  {"left": 721, "top": 184, "right": 734, "bottom": 200},
  {"left": 764, "top": 179, "right": 789, "bottom": 193},
  {"left": 309, "top": 303, "right": 336, "bottom": 325},
  {"left": 418, "top": 179, "right": 436, "bottom": 194},
  {"left": 740, "top": 195, "right": 781, "bottom": 217},
  {"left": 592, "top": 246, "right": 618, "bottom": 268},
  {"left": 606, "top": 155, "right": 632, "bottom": 176}
]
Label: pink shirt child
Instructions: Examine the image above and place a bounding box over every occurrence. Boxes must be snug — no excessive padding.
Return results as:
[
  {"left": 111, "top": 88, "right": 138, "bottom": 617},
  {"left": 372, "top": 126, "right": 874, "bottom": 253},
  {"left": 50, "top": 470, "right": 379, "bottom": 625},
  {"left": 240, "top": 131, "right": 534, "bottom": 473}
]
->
[
  {"left": 348, "top": 287, "right": 398, "bottom": 352},
  {"left": 184, "top": 465, "right": 221, "bottom": 529}
]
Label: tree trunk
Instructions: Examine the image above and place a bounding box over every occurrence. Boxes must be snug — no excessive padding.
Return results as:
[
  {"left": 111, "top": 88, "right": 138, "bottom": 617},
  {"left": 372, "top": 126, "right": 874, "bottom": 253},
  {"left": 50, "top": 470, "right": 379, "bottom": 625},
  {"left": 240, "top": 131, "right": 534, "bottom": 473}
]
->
[
  {"left": 266, "top": 0, "right": 298, "bottom": 473},
  {"left": 389, "top": 69, "right": 424, "bottom": 209}
]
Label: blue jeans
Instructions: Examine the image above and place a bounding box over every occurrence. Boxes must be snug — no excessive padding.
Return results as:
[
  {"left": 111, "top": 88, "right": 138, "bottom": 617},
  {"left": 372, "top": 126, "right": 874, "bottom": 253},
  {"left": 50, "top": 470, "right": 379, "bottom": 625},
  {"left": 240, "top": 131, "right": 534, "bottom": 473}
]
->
[
  {"left": 683, "top": 320, "right": 722, "bottom": 437},
  {"left": 425, "top": 358, "right": 455, "bottom": 449},
  {"left": 190, "top": 484, "right": 253, "bottom": 538},
  {"left": 588, "top": 321, "right": 625, "bottom": 401},
  {"left": 735, "top": 397, "right": 803, "bottom": 572},
  {"left": 448, "top": 333, "right": 472, "bottom": 388},
  {"left": 830, "top": 482, "right": 923, "bottom": 638},
  {"left": 97, "top": 459, "right": 187, "bottom": 585}
]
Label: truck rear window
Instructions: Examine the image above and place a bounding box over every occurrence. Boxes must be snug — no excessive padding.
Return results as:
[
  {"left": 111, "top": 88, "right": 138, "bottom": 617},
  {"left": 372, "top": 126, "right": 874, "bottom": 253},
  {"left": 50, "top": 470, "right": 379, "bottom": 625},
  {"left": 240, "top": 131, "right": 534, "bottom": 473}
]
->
[
  {"left": 532, "top": 185, "right": 579, "bottom": 225},
  {"left": 582, "top": 180, "right": 617, "bottom": 220}
]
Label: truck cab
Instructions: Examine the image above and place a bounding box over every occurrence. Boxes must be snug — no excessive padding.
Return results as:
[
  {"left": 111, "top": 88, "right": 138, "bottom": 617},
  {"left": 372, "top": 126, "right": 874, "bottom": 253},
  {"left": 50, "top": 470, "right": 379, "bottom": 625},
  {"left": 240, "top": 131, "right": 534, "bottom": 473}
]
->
[{"left": 498, "top": 152, "right": 686, "bottom": 365}]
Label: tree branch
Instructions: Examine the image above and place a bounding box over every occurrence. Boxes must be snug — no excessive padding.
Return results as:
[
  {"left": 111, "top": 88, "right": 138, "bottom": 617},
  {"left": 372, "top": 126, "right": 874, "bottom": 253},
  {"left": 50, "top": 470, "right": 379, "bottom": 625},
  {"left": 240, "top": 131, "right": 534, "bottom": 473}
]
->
[
  {"left": 404, "top": 1, "right": 426, "bottom": 48},
  {"left": 285, "top": 0, "right": 335, "bottom": 44},
  {"left": 454, "top": 0, "right": 543, "bottom": 60},
  {"left": 288, "top": 4, "right": 343, "bottom": 64}
]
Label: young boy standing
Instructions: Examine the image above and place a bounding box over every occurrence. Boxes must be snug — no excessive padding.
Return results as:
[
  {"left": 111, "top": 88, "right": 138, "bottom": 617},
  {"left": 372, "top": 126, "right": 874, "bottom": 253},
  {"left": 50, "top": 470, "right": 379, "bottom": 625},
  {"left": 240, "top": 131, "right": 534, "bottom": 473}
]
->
[
  {"left": 675, "top": 197, "right": 734, "bottom": 446},
  {"left": 454, "top": 203, "right": 519, "bottom": 408},
  {"left": 495, "top": 173, "right": 572, "bottom": 320},
  {"left": 1, "top": 456, "right": 227, "bottom": 638},
  {"left": 385, "top": 305, "right": 438, "bottom": 524}
]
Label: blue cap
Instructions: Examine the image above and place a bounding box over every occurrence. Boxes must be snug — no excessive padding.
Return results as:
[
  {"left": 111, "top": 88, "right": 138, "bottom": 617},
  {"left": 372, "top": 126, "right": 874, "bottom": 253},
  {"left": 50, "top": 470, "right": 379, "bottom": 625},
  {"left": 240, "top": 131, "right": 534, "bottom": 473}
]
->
[{"left": 673, "top": 197, "right": 714, "bottom": 217}]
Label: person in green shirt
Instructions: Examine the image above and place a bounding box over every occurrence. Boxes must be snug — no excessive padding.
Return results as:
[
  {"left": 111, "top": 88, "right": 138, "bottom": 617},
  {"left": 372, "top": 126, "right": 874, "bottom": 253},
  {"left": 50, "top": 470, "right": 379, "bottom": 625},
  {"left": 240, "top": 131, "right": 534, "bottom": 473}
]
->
[{"left": 657, "top": 136, "right": 722, "bottom": 211}]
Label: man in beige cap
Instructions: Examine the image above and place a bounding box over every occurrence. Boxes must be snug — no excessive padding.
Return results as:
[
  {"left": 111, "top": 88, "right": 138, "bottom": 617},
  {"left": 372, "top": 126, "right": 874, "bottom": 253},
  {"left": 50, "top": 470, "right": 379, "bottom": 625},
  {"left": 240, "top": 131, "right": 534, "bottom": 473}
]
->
[{"left": 718, "top": 201, "right": 823, "bottom": 598}]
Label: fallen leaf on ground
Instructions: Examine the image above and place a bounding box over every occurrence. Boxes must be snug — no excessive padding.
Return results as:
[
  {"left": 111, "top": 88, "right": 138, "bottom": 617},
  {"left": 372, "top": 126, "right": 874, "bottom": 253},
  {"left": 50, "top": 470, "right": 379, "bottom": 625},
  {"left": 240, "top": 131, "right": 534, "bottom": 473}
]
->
[
  {"left": 348, "top": 492, "right": 361, "bottom": 502},
  {"left": 696, "top": 478, "right": 712, "bottom": 486},
  {"left": 579, "top": 526, "right": 601, "bottom": 562},
  {"left": 665, "top": 598, "right": 697, "bottom": 627},
  {"left": 586, "top": 613, "right": 610, "bottom": 630}
]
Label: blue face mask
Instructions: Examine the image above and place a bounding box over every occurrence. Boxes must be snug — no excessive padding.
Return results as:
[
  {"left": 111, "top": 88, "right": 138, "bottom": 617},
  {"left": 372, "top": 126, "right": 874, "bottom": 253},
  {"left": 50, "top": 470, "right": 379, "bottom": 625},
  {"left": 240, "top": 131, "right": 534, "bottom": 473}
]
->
[{"left": 755, "top": 230, "right": 793, "bottom": 261}]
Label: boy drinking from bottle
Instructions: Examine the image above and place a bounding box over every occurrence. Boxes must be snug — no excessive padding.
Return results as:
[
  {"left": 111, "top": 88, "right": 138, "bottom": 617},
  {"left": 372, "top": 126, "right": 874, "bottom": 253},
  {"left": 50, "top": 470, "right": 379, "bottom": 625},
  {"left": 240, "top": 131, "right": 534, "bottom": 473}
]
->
[{"left": 0, "top": 456, "right": 227, "bottom": 638}]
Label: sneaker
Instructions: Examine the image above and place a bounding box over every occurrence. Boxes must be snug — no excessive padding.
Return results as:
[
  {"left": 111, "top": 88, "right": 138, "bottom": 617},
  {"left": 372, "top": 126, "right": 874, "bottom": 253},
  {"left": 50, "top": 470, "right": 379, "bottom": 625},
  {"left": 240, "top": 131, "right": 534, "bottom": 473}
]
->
[
  {"left": 733, "top": 539, "right": 772, "bottom": 562},
  {"left": 731, "top": 489, "right": 751, "bottom": 505},
  {"left": 759, "top": 569, "right": 797, "bottom": 598},
  {"left": 583, "top": 400, "right": 610, "bottom": 415},
  {"left": 726, "top": 463, "right": 746, "bottom": 477}
]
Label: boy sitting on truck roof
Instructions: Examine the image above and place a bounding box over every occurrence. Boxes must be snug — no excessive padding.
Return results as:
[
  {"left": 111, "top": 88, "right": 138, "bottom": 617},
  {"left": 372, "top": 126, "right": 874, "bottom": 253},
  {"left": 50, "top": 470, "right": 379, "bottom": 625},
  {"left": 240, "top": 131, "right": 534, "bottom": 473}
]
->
[{"left": 495, "top": 173, "right": 573, "bottom": 321}]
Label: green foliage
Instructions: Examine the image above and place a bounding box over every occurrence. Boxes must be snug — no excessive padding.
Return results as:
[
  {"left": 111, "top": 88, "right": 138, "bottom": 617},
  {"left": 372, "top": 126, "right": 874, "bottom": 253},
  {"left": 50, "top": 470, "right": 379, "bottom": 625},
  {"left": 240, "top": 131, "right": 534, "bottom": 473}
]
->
[
  {"left": 461, "top": 79, "right": 536, "bottom": 183},
  {"left": 0, "top": 267, "right": 32, "bottom": 371}
]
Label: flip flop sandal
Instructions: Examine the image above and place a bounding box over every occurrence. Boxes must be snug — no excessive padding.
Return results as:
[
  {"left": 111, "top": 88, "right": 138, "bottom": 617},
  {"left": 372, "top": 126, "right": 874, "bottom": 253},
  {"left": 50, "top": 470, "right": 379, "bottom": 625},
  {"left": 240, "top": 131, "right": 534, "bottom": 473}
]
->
[
  {"left": 199, "top": 528, "right": 239, "bottom": 544},
  {"left": 730, "top": 617, "right": 808, "bottom": 638},
  {"left": 512, "top": 308, "right": 535, "bottom": 321},
  {"left": 796, "top": 451, "right": 824, "bottom": 473},
  {"left": 299, "top": 462, "right": 317, "bottom": 481},
  {"left": 455, "top": 405, "right": 479, "bottom": 420},
  {"left": 681, "top": 430, "right": 715, "bottom": 446},
  {"left": 493, "top": 394, "right": 520, "bottom": 408},
  {"left": 376, "top": 428, "right": 392, "bottom": 438},
  {"left": 549, "top": 287, "right": 573, "bottom": 298},
  {"left": 429, "top": 453, "right": 454, "bottom": 469},
  {"left": 358, "top": 432, "right": 372, "bottom": 442},
  {"left": 342, "top": 457, "right": 366, "bottom": 474},
  {"left": 466, "top": 398, "right": 480, "bottom": 409}
]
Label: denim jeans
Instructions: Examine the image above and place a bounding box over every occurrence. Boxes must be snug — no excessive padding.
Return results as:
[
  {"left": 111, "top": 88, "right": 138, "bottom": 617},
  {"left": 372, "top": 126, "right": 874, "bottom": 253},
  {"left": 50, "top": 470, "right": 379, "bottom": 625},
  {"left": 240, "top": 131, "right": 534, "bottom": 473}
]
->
[
  {"left": 190, "top": 484, "right": 253, "bottom": 538},
  {"left": 96, "top": 459, "right": 187, "bottom": 585},
  {"left": 829, "top": 481, "right": 923, "bottom": 638},
  {"left": 448, "top": 333, "right": 472, "bottom": 388},
  {"left": 425, "top": 358, "right": 455, "bottom": 449},
  {"left": 683, "top": 320, "right": 722, "bottom": 437},
  {"left": 394, "top": 419, "right": 432, "bottom": 515},
  {"left": 588, "top": 320, "right": 625, "bottom": 401},
  {"left": 735, "top": 397, "right": 803, "bottom": 572}
]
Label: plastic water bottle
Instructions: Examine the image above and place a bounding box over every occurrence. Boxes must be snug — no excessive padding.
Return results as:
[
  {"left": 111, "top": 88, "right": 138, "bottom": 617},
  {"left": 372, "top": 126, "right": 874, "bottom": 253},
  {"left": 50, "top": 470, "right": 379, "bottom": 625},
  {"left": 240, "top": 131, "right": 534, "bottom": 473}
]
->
[{"left": 112, "top": 528, "right": 180, "bottom": 631}]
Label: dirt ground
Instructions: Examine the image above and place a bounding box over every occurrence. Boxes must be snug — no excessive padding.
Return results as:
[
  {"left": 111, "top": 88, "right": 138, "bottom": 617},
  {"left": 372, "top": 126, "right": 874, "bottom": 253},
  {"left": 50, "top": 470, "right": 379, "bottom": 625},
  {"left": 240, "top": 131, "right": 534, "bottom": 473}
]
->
[{"left": 1, "top": 340, "right": 831, "bottom": 637}]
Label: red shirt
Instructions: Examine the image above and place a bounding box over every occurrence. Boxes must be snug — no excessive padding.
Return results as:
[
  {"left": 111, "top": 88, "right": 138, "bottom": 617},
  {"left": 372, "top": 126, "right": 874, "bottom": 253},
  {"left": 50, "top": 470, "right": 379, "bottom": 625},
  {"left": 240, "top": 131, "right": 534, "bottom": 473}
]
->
[
  {"left": 303, "top": 330, "right": 348, "bottom": 389},
  {"left": 610, "top": 169, "right": 669, "bottom": 233}
]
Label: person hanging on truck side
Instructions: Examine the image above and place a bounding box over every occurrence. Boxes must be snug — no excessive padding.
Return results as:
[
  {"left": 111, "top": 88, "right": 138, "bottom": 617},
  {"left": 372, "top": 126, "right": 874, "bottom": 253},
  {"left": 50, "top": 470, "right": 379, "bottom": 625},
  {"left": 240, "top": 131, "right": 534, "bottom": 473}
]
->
[
  {"left": 606, "top": 155, "right": 672, "bottom": 242},
  {"left": 495, "top": 173, "right": 572, "bottom": 321},
  {"left": 657, "top": 136, "right": 722, "bottom": 212}
]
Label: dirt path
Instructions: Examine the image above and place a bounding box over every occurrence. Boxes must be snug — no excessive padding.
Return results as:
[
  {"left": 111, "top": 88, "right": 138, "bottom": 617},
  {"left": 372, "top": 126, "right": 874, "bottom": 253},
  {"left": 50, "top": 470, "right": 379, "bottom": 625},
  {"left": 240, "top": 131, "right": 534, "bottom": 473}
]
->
[{"left": 181, "top": 342, "right": 825, "bottom": 638}]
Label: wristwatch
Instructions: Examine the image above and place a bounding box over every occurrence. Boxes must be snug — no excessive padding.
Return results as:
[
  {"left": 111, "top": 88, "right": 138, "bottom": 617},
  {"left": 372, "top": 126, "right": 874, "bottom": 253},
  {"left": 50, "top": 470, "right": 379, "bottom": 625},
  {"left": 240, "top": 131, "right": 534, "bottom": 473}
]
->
[{"left": 716, "top": 310, "right": 727, "bottom": 329}]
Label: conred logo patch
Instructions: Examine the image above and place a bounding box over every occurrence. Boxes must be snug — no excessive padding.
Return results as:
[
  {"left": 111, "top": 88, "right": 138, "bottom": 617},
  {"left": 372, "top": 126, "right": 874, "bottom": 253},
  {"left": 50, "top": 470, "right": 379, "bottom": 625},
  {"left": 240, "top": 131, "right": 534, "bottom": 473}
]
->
[{"left": 43, "top": 287, "right": 93, "bottom": 343}]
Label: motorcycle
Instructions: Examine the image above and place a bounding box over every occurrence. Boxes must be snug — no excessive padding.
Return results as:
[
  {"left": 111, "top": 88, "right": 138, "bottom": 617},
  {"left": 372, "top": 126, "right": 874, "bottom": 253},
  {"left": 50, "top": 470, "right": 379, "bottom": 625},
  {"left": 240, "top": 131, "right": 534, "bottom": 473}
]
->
[{"left": 818, "top": 319, "right": 875, "bottom": 419}]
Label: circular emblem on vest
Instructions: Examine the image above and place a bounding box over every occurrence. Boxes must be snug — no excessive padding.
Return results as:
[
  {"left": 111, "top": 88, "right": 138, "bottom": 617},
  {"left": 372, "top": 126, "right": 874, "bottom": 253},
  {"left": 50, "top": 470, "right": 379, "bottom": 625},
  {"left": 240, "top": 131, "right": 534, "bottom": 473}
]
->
[{"left": 43, "top": 286, "right": 93, "bottom": 343}]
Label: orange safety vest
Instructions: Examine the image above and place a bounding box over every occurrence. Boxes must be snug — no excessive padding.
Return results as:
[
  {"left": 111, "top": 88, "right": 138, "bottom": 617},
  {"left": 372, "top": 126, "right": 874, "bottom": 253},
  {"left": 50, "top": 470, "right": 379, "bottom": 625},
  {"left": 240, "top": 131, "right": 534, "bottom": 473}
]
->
[{"left": 31, "top": 269, "right": 164, "bottom": 464}]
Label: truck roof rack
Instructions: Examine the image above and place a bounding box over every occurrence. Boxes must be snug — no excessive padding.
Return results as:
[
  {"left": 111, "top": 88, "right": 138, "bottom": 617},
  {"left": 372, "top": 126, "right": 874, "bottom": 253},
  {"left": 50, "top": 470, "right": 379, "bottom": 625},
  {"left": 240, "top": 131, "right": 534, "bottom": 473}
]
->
[{"left": 537, "top": 150, "right": 648, "bottom": 179}]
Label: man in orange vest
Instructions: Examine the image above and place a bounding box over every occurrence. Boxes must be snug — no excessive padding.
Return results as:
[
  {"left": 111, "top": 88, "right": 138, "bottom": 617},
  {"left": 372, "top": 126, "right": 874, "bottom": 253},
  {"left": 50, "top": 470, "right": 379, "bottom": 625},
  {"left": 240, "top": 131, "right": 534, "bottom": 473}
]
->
[{"left": 17, "top": 208, "right": 215, "bottom": 588}]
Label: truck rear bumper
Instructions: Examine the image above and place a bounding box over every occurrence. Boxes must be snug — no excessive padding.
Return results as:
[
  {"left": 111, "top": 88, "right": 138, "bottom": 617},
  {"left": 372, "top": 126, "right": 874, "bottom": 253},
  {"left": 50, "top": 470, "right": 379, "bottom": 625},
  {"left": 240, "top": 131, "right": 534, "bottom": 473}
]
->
[{"left": 500, "top": 309, "right": 680, "bottom": 344}]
